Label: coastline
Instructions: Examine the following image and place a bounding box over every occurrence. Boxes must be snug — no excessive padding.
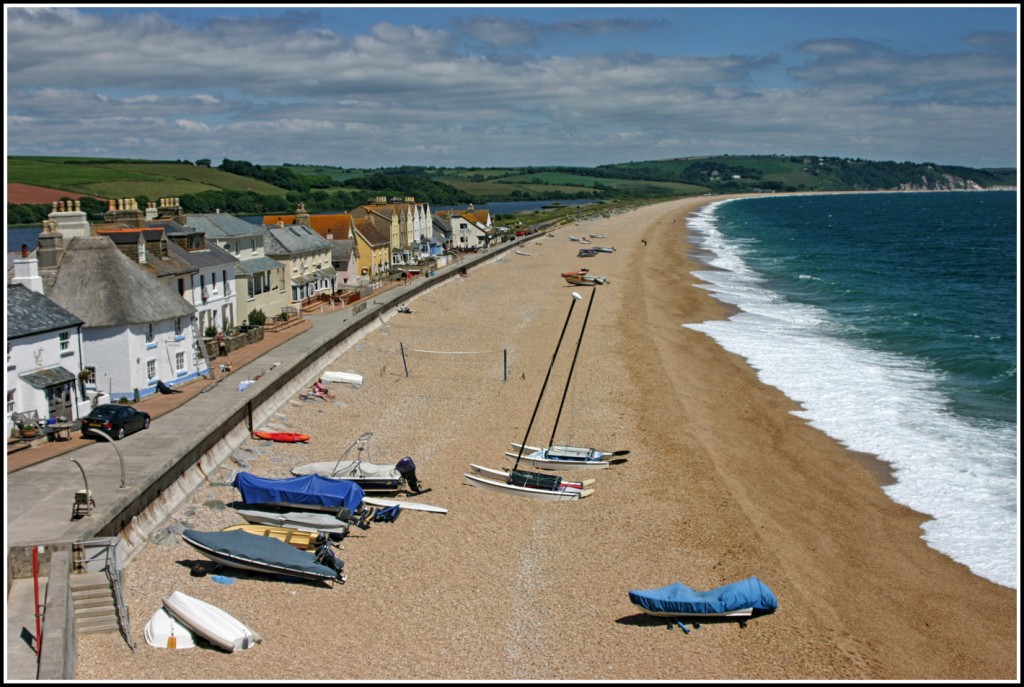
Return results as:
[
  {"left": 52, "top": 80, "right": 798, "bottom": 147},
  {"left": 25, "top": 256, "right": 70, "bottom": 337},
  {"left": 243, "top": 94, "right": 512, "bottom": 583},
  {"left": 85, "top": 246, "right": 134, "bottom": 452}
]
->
[{"left": 75, "top": 195, "right": 1017, "bottom": 680}]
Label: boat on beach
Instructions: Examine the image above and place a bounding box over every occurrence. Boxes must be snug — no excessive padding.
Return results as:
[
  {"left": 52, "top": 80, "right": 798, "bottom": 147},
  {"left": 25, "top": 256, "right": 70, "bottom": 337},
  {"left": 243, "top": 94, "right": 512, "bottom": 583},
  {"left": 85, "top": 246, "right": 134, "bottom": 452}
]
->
[
  {"left": 469, "top": 463, "right": 595, "bottom": 489},
  {"left": 290, "top": 431, "right": 423, "bottom": 494},
  {"left": 628, "top": 577, "right": 778, "bottom": 631},
  {"left": 578, "top": 248, "right": 597, "bottom": 257},
  {"left": 221, "top": 523, "right": 320, "bottom": 550},
  {"left": 181, "top": 528, "right": 345, "bottom": 585},
  {"left": 162, "top": 590, "right": 262, "bottom": 652},
  {"left": 561, "top": 270, "right": 608, "bottom": 286},
  {"left": 505, "top": 443, "right": 628, "bottom": 470},
  {"left": 233, "top": 507, "right": 356, "bottom": 535},
  {"left": 144, "top": 607, "right": 196, "bottom": 649},
  {"left": 232, "top": 472, "right": 365, "bottom": 514},
  {"left": 468, "top": 291, "right": 600, "bottom": 502},
  {"left": 251, "top": 430, "right": 310, "bottom": 443}
]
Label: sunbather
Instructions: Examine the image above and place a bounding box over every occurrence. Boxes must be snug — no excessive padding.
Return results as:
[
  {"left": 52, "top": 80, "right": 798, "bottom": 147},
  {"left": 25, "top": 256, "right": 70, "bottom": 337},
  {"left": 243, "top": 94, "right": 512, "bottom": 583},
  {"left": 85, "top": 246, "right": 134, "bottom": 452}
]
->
[{"left": 312, "top": 378, "right": 335, "bottom": 399}]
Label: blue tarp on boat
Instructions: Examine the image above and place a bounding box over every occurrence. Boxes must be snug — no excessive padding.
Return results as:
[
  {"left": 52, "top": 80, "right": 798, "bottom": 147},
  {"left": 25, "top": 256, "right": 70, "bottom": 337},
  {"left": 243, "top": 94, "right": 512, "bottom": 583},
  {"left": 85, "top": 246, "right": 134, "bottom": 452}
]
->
[
  {"left": 232, "top": 472, "right": 365, "bottom": 512},
  {"left": 182, "top": 529, "right": 338, "bottom": 582},
  {"left": 629, "top": 576, "right": 778, "bottom": 616}
]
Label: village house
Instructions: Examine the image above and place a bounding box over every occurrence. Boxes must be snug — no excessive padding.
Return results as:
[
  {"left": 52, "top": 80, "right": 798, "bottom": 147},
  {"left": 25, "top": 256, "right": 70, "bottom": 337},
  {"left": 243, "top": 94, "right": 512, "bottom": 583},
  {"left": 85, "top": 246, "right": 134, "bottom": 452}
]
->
[
  {"left": 435, "top": 205, "right": 495, "bottom": 250},
  {"left": 262, "top": 221, "right": 336, "bottom": 306},
  {"left": 263, "top": 203, "right": 358, "bottom": 286},
  {"left": 25, "top": 216, "right": 199, "bottom": 405},
  {"left": 350, "top": 215, "right": 392, "bottom": 279},
  {"left": 6, "top": 275, "right": 89, "bottom": 436},
  {"left": 186, "top": 212, "right": 288, "bottom": 325}
]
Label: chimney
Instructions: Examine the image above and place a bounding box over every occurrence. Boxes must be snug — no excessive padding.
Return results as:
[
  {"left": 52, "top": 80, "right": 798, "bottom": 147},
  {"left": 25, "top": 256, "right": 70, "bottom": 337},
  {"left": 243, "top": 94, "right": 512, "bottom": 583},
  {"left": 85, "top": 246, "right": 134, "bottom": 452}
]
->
[
  {"left": 12, "top": 243, "right": 45, "bottom": 294},
  {"left": 48, "top": 198, "right": 91, "bottom": 239}
]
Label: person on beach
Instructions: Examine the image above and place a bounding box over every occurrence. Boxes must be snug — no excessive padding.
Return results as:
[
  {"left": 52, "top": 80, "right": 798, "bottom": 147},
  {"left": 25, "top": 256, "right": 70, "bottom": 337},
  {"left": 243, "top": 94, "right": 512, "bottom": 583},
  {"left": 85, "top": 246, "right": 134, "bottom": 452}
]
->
[
  {"left": 312, "top": 378, "right": 335, "bottom": 399},
  {"left": 216, "top": 330, "right": 227, "bottom": 356}
]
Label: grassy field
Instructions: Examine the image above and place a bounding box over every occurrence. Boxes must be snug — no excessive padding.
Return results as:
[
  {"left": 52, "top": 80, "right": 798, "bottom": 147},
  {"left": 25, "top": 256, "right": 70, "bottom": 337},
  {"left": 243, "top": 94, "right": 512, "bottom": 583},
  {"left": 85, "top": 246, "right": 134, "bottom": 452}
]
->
[{"left": 8, "top": 157, "right": 289, "bottom": 198}]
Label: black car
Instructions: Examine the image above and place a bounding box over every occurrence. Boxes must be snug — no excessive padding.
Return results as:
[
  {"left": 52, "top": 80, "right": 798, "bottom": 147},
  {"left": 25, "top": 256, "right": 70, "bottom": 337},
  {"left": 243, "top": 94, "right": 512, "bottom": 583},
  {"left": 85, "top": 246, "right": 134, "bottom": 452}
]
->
[{"left": 81, "top": 404, "right": 151, "bottom": 440}]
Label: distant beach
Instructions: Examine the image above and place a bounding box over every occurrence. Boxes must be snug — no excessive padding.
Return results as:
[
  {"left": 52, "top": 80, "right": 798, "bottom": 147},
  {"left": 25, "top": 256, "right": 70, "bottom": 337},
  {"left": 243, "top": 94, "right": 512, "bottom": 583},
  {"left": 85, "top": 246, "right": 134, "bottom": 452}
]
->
[{"left": 75, "top": 195, "right": 1017, "bottom": 680}]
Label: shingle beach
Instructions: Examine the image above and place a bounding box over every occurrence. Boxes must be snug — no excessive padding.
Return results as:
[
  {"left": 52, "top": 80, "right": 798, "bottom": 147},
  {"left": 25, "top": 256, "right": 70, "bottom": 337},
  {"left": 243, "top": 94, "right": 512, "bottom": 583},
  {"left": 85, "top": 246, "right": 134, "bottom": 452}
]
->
[{"left": 75, "top": 196, "right": 1017, "bottom": 681}]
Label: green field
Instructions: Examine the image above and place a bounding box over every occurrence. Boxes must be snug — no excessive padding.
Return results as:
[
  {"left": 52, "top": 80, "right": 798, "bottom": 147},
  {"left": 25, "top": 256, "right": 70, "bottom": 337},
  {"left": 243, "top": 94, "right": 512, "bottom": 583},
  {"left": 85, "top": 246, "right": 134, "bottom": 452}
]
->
[{"left": 8, "top": 157, "right": 289, "bottom": 198}]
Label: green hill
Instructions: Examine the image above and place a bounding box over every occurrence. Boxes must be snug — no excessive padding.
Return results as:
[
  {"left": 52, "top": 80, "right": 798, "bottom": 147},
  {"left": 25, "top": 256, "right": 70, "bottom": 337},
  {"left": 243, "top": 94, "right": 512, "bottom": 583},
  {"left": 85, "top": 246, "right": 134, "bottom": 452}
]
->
[{"left": 7, "top": 154, "right": 1015, "bottom": 226}]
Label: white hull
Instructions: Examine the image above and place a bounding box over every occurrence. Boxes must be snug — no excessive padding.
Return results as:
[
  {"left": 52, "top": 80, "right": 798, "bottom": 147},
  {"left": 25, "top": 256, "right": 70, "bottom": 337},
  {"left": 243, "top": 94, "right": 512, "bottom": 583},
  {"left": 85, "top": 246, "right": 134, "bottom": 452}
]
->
[
  {"left": 464, "top": 471, "right": 594, "bottom": 501},
  {"left": 144, "top": 607, "right": 196, "bottom": 649},
  {"left": 471, "top": 463, "right": 596, "bottom": 487},
  {"left": 362, "top": 496, "right": 447, "bottom": 514},
  {"left": 504, "top": 451, "right": 611, "bottom": 470},
  {"left": 322, "top": 370, "right": 363, "bottom": 385},
  {"left": 162, "top": 591, "right": 261, "bottom": 652},
  {"left": 234, "top": 508, "right": 350, "bottom": 534}
]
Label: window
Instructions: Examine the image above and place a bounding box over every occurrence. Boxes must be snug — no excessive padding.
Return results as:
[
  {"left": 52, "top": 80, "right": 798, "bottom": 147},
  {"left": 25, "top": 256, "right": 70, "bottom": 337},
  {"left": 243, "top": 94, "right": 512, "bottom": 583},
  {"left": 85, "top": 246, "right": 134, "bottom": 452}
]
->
[
  {"left": 59, "top": 331, "right": 70, "bottom": 352},
  {"left": 175, "top": 352, "right": 185, "bottom": 372},
  {"left": 145, "top": 323, "right": 155, "bottom": 343},
  {"left": 174, "top": 317, "right": 183, "bottom": 336},
  {"left": 146, "top": 359, "right": 156, "bottom": 380},
  {"left": 178, "top": 278, "right": 185, "bottom": 296},
  {"left": 81, "top": 366, "right": 96, "bottom": 384},
  {"left": 7, "top": 389, "right": 14, "bottom": 414}
]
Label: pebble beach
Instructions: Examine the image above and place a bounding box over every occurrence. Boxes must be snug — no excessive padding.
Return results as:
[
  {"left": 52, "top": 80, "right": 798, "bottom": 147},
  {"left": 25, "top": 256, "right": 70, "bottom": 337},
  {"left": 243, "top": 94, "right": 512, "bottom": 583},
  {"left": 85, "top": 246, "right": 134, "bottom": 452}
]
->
[{"left": 75, "top": 196, "right": 1017, "bottom": 681}]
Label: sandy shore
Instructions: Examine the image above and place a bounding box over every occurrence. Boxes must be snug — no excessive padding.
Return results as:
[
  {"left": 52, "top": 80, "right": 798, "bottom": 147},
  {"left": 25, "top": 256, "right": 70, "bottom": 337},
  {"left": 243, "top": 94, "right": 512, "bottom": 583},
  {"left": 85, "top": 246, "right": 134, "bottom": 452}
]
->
[{"left": 75, "top": 196, "right": 1017, "bottom": 681}]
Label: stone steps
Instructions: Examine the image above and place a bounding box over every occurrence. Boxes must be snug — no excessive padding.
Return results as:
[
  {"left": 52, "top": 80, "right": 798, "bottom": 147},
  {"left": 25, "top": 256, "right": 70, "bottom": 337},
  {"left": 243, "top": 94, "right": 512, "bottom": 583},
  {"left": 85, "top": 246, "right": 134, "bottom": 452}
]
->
[{"left": 70, "top": 573, "right": 119, "bottom": 635}]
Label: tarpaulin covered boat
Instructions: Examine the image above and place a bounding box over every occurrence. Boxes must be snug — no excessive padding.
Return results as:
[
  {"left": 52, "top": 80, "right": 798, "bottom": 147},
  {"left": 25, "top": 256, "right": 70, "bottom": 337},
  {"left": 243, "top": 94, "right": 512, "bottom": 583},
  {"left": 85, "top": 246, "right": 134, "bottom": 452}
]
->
[
  {"left": 182, "top": 528, "right": 344, "bottom": 585},
  {"left": 629, "top": 577, "right": 777, "bottom": 631},
  {"left": 232, "top": 472, "right": 365, "bottom": 513}
]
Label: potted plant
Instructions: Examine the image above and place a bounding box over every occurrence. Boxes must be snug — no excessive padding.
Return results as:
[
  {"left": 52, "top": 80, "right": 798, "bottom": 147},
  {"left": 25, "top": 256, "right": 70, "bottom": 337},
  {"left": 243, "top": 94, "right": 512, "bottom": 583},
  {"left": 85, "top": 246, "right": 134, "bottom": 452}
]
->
[{"left": 20, "top": 422, "right": 39, "bottom": 438}]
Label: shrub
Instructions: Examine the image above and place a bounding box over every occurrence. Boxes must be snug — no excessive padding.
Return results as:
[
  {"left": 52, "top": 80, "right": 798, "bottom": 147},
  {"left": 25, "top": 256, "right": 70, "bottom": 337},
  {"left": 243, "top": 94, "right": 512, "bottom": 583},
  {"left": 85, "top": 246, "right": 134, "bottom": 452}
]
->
[
  {"left": 204, "top": 325, "right": 217, "bottom": 338},
  {"left": 247, "top": 309, "right": 267, "bottom": 327}
]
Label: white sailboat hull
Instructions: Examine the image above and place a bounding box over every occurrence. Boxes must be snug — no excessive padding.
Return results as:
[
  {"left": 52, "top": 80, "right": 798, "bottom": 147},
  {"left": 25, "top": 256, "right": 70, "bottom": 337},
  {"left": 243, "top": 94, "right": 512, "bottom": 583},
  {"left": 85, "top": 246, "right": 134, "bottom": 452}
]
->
[
  {"left": 471, "top": 463, "right": 596, "bottom": 487},
  {"left": 361, "top": 496, "right": 448, "bottom": 514},
  {"left": 234, "top": 508, "right": 350, "bottom": 534},
  {"left": 508, "top": 443, "right": 614, "bottom": 469},
  {"left": 162, "top": 591, "right": 261, "bottom": 652},
  {"left": 464, "top": 471, "right": 594, "bottom": 501}
]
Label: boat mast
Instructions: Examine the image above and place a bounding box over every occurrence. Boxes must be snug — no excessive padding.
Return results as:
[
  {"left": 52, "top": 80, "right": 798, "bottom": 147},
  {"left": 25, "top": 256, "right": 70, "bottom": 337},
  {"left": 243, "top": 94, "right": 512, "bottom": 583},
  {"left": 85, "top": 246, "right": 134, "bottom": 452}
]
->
[
  {"left": 548, "top": 288, "right": 595, "bottom": 448},
  {"left": 511, "top": 292, "right": 583, "bottom": 474}
]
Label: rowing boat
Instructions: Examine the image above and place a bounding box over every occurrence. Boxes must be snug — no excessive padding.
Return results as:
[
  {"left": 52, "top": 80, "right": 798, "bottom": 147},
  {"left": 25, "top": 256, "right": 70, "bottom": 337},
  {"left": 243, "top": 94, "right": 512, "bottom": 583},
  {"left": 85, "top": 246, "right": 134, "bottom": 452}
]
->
[
  {"left": 322, "top": 370, "right": 363, "bottom": 385},
  {"left": 162, "top": 591, "right": 261, "bottom": 652},
  {"left": 221, "top": 523, "right": 318, "bottom": 549},
  {"left": 252, "top": 430, "right": 310, "bottom": 443},
  {"left": 144, "top": 607, "right": 196, "bottom": 649}
]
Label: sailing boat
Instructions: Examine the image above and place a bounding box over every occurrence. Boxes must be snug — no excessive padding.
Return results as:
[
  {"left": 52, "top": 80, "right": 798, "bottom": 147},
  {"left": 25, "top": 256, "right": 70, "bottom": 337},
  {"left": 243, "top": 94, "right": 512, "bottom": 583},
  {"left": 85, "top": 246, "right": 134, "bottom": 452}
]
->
[
  {"left": 464, "top": 291, "right": 596, "bottom": 501},
  {"left": 504, "top": 288, "right": 629, "bottom": 471}
]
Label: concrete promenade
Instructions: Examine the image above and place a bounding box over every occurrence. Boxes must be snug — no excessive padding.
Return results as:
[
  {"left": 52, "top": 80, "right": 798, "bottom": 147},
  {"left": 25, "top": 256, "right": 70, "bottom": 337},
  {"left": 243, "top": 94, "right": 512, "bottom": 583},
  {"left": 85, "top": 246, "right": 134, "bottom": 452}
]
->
[{"left": 5, "top": 246, "right": 501, "bottom": 681}]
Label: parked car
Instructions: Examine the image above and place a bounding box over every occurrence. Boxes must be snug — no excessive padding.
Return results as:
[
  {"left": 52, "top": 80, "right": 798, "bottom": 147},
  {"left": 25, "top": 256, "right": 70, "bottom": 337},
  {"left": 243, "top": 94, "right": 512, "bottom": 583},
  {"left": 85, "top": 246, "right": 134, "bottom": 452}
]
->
[{"left": 81, "top": 403, "right": 151, "bottom": 440}]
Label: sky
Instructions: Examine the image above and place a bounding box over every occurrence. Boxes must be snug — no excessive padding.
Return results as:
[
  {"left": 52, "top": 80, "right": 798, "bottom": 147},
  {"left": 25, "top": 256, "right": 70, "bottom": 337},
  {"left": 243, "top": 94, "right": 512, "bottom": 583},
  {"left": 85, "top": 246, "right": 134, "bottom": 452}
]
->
[{"left": 4, "top": 4, "right": 1019, "bottom": 170}]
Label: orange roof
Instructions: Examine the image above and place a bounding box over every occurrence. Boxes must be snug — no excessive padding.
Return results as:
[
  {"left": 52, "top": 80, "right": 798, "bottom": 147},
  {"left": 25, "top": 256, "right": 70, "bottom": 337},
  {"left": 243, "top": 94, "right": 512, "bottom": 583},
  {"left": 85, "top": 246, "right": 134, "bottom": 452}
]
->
[{"left": 262, "top": 213, "right": 352, "bottom": 239}]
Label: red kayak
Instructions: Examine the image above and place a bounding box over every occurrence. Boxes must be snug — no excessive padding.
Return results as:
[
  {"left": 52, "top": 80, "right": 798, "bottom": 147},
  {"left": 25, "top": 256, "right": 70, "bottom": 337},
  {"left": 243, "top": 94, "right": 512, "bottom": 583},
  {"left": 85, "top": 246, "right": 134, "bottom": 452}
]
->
[{"left": 252, "top": 430, "right": 310, "bottom": 443}]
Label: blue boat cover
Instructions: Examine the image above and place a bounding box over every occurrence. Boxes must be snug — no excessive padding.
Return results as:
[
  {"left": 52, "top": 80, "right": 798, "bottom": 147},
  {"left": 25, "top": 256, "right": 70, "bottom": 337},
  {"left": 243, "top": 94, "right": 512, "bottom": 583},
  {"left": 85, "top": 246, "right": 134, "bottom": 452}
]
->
[
  {"left": 183, "top": 529, "right": 338, "bottom": 581},
  {"left": 629, "top": 577, "right": 778, "bottom": 616},
  {"left": 232, "top": 472, "right": 365, "bottom": 512}
]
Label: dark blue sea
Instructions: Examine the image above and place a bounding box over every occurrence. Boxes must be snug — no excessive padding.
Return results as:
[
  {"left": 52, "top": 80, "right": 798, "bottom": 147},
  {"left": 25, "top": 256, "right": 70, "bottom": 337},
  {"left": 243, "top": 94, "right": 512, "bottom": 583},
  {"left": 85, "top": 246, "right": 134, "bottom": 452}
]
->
[{"left": 684, "top": 191, "right": 1018, "bottom": 589}]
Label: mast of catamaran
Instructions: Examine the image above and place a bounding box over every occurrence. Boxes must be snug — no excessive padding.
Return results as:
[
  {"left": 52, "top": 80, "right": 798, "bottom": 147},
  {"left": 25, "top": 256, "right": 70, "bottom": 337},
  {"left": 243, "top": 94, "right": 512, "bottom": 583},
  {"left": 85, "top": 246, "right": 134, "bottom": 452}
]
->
[
  {"left": 511, "top": 291, "right": 584, "bottom": 474},
  {"left": 548, "top": 288, "right": 596, "bottom": 448}
]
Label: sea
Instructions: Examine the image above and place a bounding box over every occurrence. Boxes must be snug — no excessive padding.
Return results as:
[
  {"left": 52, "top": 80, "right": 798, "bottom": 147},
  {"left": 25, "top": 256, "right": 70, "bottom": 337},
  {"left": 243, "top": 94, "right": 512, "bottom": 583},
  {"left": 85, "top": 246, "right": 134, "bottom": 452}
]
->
[{"left": 683, "top": 190, "right": 1018, "bottom": 590}]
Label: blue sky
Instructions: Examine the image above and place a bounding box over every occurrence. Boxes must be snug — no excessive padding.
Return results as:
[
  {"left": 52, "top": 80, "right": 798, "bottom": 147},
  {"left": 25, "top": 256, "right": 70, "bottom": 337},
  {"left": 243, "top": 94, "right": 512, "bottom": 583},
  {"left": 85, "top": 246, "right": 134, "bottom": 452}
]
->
[{"left": 5, "top": 4, "right": 1019, "bottom": 169}]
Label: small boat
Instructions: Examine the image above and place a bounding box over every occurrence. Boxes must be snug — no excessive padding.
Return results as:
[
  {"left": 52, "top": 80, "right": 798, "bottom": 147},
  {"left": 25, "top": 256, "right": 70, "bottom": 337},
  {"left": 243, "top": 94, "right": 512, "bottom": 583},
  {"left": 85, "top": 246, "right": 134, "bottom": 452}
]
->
[
  {"left": 221, "top": 523, "right": 319, "bottom": 550},
  {"left": 506, "top": 443, "right": 629, "bottom": 470},
  {"left": 322, "top": 370, "right": 363, "bottom": 385},
  {"left": 252, "top": 430, "right": 310, "bottom": 443},
  {"left": 577, "top": 237, "right": 592, "bottom": 244},
  {"left": 181, "top": 528, "right": 345, "bottom": 585},
  {"left": 469, "top": 463, "right": 595, "bottom": 489},
  {"left": 233, "top": 508, "right": 353, "bottom": 535},
  {"left": 589, "top": 233, "right": 608, "bottom": 239},
  {"left": 144, "top": 607, "right": 196, "bottom": 649},
  {"left": 290, "top": 432, "right": 422, "bottom": 493},
  {"left": 162, "top": 590, "right": 262, "bottom": 652},
  {"left": 628, "top": 577, "right": 778, "bottom": 631},
  {"left": 568, "top": 236, "right": 582, "bottom": 242},
  {"left": 464, "top": 468, "right": 594, "bottom": 501},
  {"left": 515, "top": 250, "right": 531, "bottom": 256},
  {"left": 577, "top": 248, "right": 597, "bottom": 257},
  {"left": 232, "top": 472, "right": 365, "bottom": 514},
  {"left": 593, "top": 246, "right": 616, "bottom": 253},
  {"left": 561, "top": 271, "right": 608, "bottom": 286}
]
